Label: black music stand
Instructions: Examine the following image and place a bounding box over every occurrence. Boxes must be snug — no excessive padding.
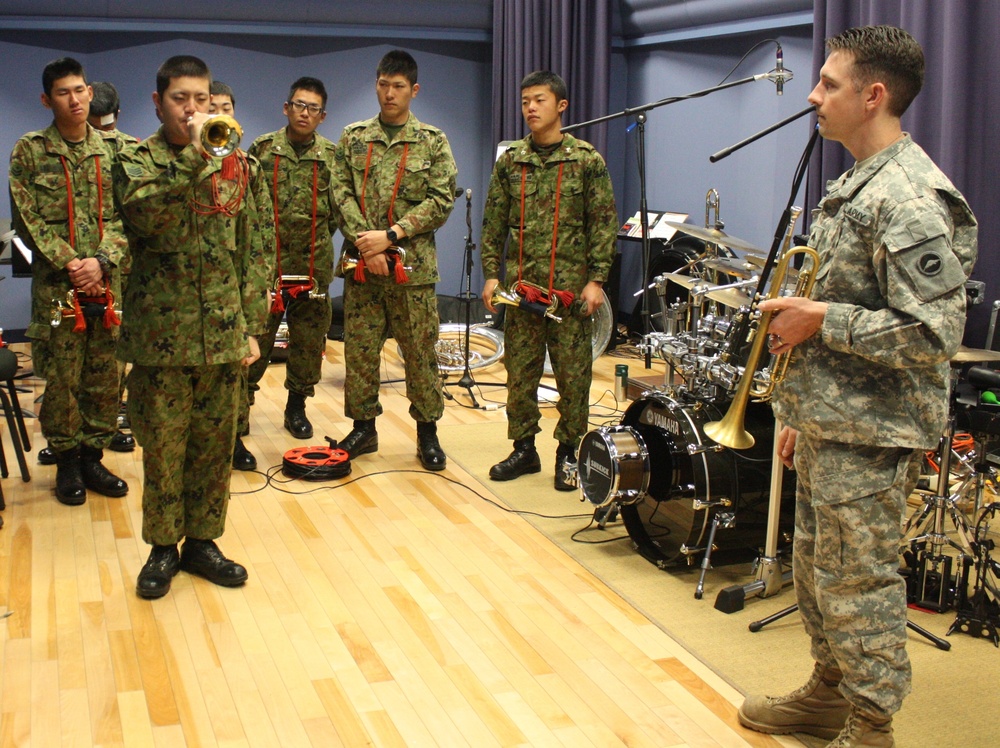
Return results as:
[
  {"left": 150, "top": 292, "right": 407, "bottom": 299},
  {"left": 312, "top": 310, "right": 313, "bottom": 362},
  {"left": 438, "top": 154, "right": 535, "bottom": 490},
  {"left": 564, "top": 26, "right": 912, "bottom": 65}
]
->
[{"left": 441, "top": 189, "right": 506, "bottom": 409}]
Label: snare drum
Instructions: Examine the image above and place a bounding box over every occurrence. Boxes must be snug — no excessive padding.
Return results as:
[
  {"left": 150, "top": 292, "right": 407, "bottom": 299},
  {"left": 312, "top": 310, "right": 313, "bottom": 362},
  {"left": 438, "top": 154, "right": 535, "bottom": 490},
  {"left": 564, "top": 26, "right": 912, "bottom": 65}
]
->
[{"left": 578, "top": 426, "right": 650, "bottom": 508}]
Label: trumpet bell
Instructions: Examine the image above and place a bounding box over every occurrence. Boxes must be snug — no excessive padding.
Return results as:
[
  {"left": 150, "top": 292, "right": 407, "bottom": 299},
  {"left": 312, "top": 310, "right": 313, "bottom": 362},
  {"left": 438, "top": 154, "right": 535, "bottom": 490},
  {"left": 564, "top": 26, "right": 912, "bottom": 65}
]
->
[{"left": 202, "top": 114, "right": 242, "bottom": 158}]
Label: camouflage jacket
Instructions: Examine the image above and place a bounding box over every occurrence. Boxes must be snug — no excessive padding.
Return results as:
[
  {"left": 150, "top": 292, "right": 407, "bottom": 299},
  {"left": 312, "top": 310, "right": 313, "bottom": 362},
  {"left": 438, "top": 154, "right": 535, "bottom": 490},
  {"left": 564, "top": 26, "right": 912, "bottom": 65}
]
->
[
  {"left": 248, "top": 128, "right": 339, "bottom": 288},
  {"left": 112, "top": 128, "right": 273, "bottom": 366},
  {"left": 9, "top": 122, "right": 128, "bottom": 341},
  {"left": 101, "top": 128, "right": 140, "bottom": 157},
  {"left": 331, "top": 113, "right": 457, "bottom": 285},
  {"left": 773, "top": 135, "right": 978, "bottom": 449},
  {"left": 480, "top": 134, "right": 618, "bottom": 295},
  {"left": 101, "top": 128, "right": 141, "bottom": 275}
]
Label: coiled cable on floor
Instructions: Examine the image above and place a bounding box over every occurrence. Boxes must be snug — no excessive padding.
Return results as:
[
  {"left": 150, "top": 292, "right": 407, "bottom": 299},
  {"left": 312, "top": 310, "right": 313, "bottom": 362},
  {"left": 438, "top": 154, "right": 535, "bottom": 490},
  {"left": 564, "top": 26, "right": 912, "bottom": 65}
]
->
[{"left": 282, "top": 438, "right": 351, "bottom": 480}]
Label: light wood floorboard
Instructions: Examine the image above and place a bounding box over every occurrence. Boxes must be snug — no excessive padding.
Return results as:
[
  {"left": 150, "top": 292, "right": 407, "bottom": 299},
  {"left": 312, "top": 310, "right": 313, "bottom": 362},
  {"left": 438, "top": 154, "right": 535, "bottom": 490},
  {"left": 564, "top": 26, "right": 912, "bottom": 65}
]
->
[{"left": 0, "top": 339, "right": 799, "bottom": 747}]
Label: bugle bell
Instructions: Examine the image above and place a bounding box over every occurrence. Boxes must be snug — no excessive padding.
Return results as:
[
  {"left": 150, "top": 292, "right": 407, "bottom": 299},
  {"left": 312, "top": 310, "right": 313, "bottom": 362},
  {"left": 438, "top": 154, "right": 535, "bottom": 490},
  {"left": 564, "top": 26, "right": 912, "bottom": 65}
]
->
[
  {"left": 490, "top": 282, "right": 563, "bottom": 322},
  {"left": 340, "top": 246, "right": 410, "bottom": 275},
  {"left": 201, "top": 114, "right": 242, "bottom": 158}
]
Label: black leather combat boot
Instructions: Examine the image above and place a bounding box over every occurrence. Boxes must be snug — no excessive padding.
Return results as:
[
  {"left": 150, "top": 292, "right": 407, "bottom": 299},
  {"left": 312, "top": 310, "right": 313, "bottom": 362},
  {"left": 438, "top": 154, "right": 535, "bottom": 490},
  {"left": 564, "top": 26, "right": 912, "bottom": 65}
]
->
[
  {"left": 232, "top": 436, "right": 257, "bottom": 471},
  {"left": 179, "top": 538, "right": 248, "bottom": 587},
  {"left": 136, "top": 544, "right": 180, "bottom": 599},
  {"left": 55, "top": 446, "right": 86, "bottom": 505},
  {"left": 284, "top": 391, "right": 313, "bottom": 439},
  {"left": 416, "top": 421, "right": 447, "bottom": 471},
  {"left": 79, "top": 444, "right": 129, "bottom": 497},
  {"left": 554, "top": 441, "right": 577, "bottom": 492},
  {"left": 338, "top": 419, "right": 378, "bottom": 459},
  {"left": 489, "top": 437, "right": 541, "bottom": 481}
]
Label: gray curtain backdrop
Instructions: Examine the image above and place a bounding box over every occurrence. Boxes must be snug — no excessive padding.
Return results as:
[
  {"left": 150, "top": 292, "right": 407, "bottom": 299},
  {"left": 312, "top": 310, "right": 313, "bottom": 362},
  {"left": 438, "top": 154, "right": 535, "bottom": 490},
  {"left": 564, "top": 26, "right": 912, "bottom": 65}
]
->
[
  {"left": 491, "top": 0, "right": 613, "bottom": 155},
  {"left": 809, "top": 0, "right": 1000, "bottom": 344}
]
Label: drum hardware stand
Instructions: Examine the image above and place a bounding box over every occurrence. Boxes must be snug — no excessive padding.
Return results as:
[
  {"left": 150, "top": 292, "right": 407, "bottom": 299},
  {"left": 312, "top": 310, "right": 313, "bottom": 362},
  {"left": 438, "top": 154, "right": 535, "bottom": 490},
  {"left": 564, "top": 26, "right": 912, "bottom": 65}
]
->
[
  {"left": 948, "top": 502, "right": 1000, "bottom": 646},
  {"left": 902, "top": 414, "right": 976, "bottom": 612},
  {"left": 693, "top": 502, "right": 735, "bottom": 599},
  {"left": 716, "top": 420, "right": 793, "bottom": 613},
  {"left": 442, "top": 188, "right": 506, "bottom": 408},
  {"left": 745, "top": 601, "right": 951, "bottom": 651}
]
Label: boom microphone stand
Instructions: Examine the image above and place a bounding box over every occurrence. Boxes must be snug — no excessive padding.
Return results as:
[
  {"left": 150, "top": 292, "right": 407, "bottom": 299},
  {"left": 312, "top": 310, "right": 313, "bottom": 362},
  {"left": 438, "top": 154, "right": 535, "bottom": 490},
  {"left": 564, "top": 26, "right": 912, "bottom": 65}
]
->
[
  {"left": 562, "top": 53, "right": 792, "bottom": 369},
  {"left": 442, "top": 188, "right": 506, "bottom": 408}
]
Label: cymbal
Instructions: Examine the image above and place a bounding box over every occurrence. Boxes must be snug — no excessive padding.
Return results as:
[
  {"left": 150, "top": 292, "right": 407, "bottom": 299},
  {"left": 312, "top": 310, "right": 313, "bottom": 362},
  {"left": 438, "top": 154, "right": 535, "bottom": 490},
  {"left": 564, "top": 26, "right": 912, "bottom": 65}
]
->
[
  {"left": 951, "top": 346, "right": 1000, "bottom": 364},
  {"left": 705, "top": 287, "right": 751, "bottom": 308},
  {"left": 658, "top": 271, "right": 701, "bottom": 290},
  {"left": 663, "top": 221, "right": 762, "bottom": 254},
  {"left": 703, "top": 257, "right": 756, "bottom": 279}
]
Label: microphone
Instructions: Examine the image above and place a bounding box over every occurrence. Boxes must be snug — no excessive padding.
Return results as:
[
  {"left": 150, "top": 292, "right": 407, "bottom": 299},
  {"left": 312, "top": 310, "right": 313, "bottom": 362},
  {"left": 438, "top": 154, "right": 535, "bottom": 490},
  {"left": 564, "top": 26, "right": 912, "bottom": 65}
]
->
[
  {"left": 765, "top": 43, "right": 792, "bottom": 95},
  {"left": 775, "top": 44, "right": 785, "bottom": 96},
  {"left": 465, "top": 188, "right": 472, "bottom": 201}
]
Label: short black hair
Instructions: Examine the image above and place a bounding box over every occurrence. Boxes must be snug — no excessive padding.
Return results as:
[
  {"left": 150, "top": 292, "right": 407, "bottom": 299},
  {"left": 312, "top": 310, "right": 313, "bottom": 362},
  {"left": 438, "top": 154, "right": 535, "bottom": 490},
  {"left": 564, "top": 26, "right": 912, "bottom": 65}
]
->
[
  {"left": 89, "top": 81, "right": 120, "bottom": 118},
  {"left": 826, "top": 25, "right": 924, "bottom": 117},
  {"left": 520, "top": 70, "right": 568, "bottom": 102},
  {"left": 43, "top": 57, "right": 86, "bottom": 97},
  {"left": 377, "top": 50, "right": 418, "bottom": 86},
  {"left": 211, "top": 80, "right": 235, "bottom": 108},
  {"left": 288, "top": 76, "right": 328, "bottom": 111},
  {"left": 155, "top": 55, "right": 211, "bottom": 100}
]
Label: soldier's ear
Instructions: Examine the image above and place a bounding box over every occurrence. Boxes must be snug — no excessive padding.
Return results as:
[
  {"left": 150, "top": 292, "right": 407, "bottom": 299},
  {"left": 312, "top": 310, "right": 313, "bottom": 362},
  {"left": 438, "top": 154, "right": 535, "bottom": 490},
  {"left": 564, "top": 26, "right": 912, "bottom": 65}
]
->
[{"left": 41, "top": 92, "right": 52, "bottom": 111}]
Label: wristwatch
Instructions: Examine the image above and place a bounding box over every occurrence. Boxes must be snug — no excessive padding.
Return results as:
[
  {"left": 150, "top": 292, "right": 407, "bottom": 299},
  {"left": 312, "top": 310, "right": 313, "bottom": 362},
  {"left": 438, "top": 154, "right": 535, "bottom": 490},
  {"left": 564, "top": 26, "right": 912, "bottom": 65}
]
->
[{"left": 386, "top": 228, "right": 398, "bottom": 244}]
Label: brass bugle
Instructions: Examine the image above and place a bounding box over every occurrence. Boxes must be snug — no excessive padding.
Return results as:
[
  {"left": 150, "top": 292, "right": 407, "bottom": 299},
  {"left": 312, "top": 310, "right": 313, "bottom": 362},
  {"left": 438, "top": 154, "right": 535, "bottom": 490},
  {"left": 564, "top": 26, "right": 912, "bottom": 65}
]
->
[
  {"left": 272, "top": 275, "right": 327, "bottom": 300},
  {"left": 703, "top": 208, "right": 818, "bottom": 450},
  {"left": 340, "top": 246, "right": 410, "bottom": 275},
  {"left": 490, "top": 283, "right": 563, "bottom": 322},
  {"left": 201, "top": 114, "right": 242, "bottom": 158}
]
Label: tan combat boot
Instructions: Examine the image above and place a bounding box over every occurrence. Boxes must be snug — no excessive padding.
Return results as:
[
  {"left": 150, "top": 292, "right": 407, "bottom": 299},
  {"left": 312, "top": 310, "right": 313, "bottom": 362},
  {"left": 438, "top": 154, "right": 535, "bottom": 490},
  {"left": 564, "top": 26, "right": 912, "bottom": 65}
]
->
[
  {"left": 825, "top": 707, "right": 894, "bottom": 747},
  {"left": 738, "top": 663, "right": 850, "bottom": 740}
]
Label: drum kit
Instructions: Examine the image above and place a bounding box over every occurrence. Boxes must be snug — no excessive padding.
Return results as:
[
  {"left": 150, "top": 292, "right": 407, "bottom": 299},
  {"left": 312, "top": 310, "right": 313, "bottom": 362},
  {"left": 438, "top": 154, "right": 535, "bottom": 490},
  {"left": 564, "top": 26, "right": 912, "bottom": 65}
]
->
[
  {"left": 572, "top": 191, "right": 805, "bottom": 599},
  {"left": 901, "top": 357, "right": 1000, "bottom": 644}
]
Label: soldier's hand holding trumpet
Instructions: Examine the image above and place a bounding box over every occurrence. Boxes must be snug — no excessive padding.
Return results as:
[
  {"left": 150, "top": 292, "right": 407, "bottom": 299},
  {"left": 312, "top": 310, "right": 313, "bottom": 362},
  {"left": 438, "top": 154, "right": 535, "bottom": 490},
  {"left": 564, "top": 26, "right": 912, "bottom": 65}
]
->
[{"left": 759, "top": 296, "right": 829, "bottom": 355}]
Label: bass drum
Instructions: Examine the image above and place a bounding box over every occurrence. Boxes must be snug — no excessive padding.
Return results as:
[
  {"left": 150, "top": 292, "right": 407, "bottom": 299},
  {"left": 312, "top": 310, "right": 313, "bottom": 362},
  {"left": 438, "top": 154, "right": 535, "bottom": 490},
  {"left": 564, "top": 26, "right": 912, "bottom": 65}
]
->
[{"left": 617, "top": 392, "right": 795, "bottom": 568}]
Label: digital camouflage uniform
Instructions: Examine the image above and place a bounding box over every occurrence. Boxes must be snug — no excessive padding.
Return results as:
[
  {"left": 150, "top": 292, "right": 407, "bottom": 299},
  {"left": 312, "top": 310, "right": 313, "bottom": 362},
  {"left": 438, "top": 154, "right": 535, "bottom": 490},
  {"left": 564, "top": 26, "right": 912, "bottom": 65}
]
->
[
  {"left": 480, "top": 134, "right": 617, "bottom": 444},
  {"left": 331, "top": 113, "right": 457, "bottom": 423},
  {"left": 113, "top": 130, "right": 273, "bottom": 546},
  {"left": 239, "top": 128, "right": 339, "bottom": 434},
  {"left": 9, "top": 123, "right": 128, "bottom": 453},
  {"left": 772, "top": 135, "right": 977, "bottom": 717}
]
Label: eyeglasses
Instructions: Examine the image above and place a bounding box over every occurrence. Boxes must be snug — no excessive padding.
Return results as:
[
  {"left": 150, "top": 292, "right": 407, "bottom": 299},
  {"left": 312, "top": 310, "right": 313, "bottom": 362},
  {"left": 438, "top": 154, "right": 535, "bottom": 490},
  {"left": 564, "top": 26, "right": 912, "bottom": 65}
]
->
[{"left": 288, "top": 100, "right": 324, "bottom": 116}]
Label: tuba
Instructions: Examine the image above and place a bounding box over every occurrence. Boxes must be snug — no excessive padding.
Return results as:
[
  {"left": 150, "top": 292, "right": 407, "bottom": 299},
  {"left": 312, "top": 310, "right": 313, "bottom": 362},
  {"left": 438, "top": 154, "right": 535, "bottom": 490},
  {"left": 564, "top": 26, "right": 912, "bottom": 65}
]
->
[
  {"left": 703, "top": 209, "right": 818, "bottom": 450},
  {"left": 201, "top": 115, "right": 242, "bottom": 158}
]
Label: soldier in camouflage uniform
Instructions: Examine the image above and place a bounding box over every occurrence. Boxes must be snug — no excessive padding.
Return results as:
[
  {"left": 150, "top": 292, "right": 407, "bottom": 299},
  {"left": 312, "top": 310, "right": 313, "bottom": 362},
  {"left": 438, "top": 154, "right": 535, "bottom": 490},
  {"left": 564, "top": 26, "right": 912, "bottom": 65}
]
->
[
  {"left": 9, "top": 57, "right": 130, "bottom": 506},
  {"left": 331, "top": 50, "right": 457, "bottom": 471},
  {"left": 243, "top": 77, "right": 340, "bottom": 464},
  {"left": 738, "top": 27, "right": 977, "bottom": 748},
  {"left": 90, "top": 80, "right": 141, "bottom": 455},
  {"left": 113, "top": 56, "right": 273, "bottom": 600},
  {"left": 480, "top": 71, "right": 617, "bottom": 491}
]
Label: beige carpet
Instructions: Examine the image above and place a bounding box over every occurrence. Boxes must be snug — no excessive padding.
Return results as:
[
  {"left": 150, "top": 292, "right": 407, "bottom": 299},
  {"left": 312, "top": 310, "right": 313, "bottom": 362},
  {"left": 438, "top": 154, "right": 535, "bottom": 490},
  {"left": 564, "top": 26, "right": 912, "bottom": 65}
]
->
[{"left": 442, "top": 419, "right": 998, "bottom": 748}]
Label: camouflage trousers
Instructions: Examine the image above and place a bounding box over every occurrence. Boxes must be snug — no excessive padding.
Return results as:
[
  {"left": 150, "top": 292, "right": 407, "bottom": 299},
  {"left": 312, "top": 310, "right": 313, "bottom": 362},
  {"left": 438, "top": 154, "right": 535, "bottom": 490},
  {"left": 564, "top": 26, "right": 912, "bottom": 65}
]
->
[
  {"left": 238, "top": 293, "right": 331, "bottom": 433},
  {"left": 792, "top": 435, "right": 920, "bottom": 717},
  {"left": 503, "top": 302, "right": 592, "bottom": 444},
  {"left": 32, "top": 316, "right": 119, "bottom": 453},
  {"left": 129, "top": 362, "right": 241, "bottom": 546},
  {"left": 343, "top": 279, "right": 442, "bottom": 423}
]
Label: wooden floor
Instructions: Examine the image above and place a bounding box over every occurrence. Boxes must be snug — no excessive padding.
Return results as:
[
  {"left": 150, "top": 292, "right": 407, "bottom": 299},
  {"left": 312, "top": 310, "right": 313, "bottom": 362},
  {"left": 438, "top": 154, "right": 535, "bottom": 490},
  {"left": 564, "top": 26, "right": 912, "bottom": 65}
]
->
[{"left": 0, "top": 337, "right": 798, "bottom": 748}]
